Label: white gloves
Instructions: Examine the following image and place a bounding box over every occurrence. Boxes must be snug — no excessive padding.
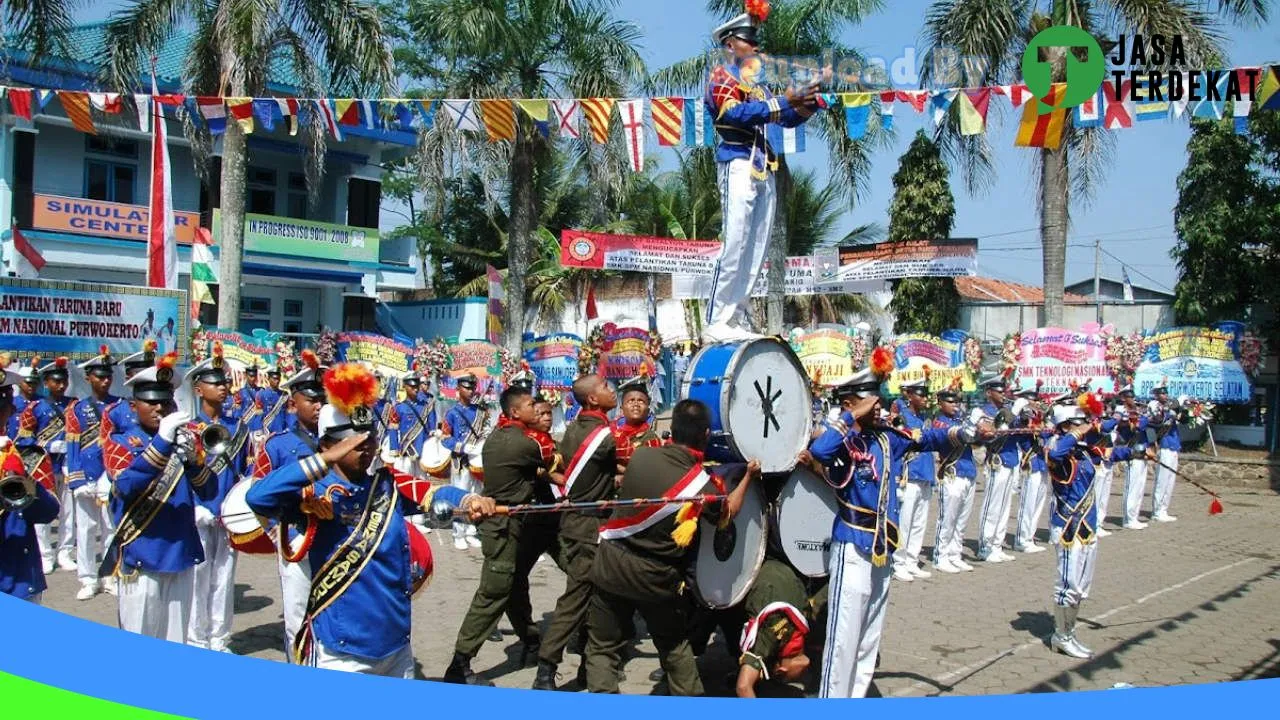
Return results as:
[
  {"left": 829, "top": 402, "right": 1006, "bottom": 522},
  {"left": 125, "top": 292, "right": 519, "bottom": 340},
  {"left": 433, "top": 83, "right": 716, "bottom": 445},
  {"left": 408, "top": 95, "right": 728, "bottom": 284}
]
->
[
  {"left": 194, "top": 504, "right": 216, "bottom": 528},
  {"left": 73, "top": 482, "right": 97, "bottom": 499},
  {"left": 49, "top": 440, "right": 67, "bottom": 455},
  {"left": 0, "top": 435, "right": 10, "bottom": 450},
  {"left": 1011, "top": 398, "right": 1029, "bottom": 417},
  {"left": 158, "top": 412, "right": 191, "bottom": 443}
]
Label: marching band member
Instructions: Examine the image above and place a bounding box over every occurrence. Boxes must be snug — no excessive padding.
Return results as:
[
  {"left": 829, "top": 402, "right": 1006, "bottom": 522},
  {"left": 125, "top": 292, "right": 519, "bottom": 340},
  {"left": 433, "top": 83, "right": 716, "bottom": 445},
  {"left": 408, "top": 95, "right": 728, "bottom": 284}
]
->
[
  {"left": 1012, "top": 388, "right": 1051, "bottom": 554},
  {"left": 386, "top": 363, "right": 437, "bottom": 493},
  {"left": 441, "top": 373, "right": 485, "bottom": 551},
  {"left": 891, "top": 378, "right": 936, "bottom": 582},
  {"left": 534, "top": 373, "right": 619, "bottom": 691},
  {"left": 0, "top": 357, "right": 19, "bottom": 444},
  {"left": 977, "top": 371, "right": 1021, "bottom": 564},
  {"left": 18, "top": 357, "right": 78, "bottom": 574},
  {"left": 1091, "top": 396, "right": 1119, "bottom": 537},
  {"left": 1113, "top": 386, "right": 1151, "bottom": 530},
  {"left": 446, "top": 383, "right": 564, "bottom": 686},
  {"left": 1, "top": 440, "right": 60, "bottom": 605},
  {"left": 806, "top": 353, "right": 991, "bottom": 699},
  {"left": 235, "top": 362, "right": 261, "bottom": 416},
  {"left": 701, "top": 1, "right": 823, "bottom": 343},
  {"left": 100, "top": 343, "right": 158, "bottom": 536},
  {"left": 251, "top": 350, "right": 326, "bottom": 661},
  {"left": 6, "top": 359, "right": 46, "bottom": 574},
  {"left": 930, "top": 380, "right": 980, "bottom": 574},
  {"left": 246, "top": 362, "right": 493, "bottom": 677},
  {"left": 183, "top": 344, "right": 253, "bottom": 652},
  {"left": 253, "top": 365, "right": 289, "bottom": 438},
  {"left": 1149, "top": 383, "right": 1181, "bottom": 522},
  {"left": 64, "top": 347, "right": 120, "bottom": 600},
  {"left": 102, "top": 352, "right": 206, "bottom": 643},
  {"left": 735, "top": 557, "right": 828, "bottom": 698},
  {"left": 584, "top": 399, "right": 759, "bottom": 696},
  {"left": 1044, "top": 394, "right": 1106, "bottom": 659}
]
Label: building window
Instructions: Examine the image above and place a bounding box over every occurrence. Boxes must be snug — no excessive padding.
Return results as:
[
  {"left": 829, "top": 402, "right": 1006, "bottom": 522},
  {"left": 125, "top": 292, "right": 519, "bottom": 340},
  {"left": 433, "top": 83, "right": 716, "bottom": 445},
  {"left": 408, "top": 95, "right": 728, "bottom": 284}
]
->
[
  {"left": 286, "top": 173, "right": 309, "bottom": 220},
  {"left": 283, "top": 299, "right": 303, "bottom": 318},
  {"left": 242, "top": 296, "right": 271, "bottom": 315},
  {"left": 247, "top": 167, "right": 277, "bottom": 215},
  {"left": 86, "top": 136, "right": 139, "bottom": 159},
  {"left": 283, "top": 321, "right": 303, "bottom": 334},
  {"left": 346, "top": 178, "right": 380, "bottom": 229},
  {"left": 85, "top": 161, "right": 136, "bottom": 203}
]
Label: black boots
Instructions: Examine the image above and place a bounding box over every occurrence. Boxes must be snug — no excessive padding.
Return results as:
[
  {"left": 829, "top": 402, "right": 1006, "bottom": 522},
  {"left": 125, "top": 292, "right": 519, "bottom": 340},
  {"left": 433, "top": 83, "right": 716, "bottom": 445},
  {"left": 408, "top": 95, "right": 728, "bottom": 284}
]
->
[
  {"left": 532, "top": 660, "right": 558, "bottom": 690},
  {"left": 444, "top": 652, "right": 494, "bottom": 686}
]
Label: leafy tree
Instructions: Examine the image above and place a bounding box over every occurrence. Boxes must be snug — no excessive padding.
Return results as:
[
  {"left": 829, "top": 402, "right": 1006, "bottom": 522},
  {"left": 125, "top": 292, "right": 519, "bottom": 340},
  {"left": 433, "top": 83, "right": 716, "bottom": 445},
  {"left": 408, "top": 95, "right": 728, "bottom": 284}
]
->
[
  {"left": 886, "top": 131, "right": 959, "bottom": 334},
  {"left": 2, "top": 0, "right": 78, "bottom": 59},
  {"left": 1172, "top": 113, "right": 1280, "bottom": 339}
]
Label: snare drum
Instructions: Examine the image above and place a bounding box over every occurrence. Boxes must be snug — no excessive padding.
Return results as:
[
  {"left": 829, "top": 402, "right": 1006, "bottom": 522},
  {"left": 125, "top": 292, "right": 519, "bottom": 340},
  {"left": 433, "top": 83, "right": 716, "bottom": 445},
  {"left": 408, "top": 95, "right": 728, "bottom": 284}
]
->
[
  {"left": 464, "top": 437, "right": 485, "bottom": 481},
  {"left": 418, "top": 435, "right": 452, "bottom": 479},
  {"left": 220, "top": 479, "right": 277, "bottom": 555},
  {"left": 407, "top": 520, "right": 434, "bottom": 597},
  {"left": 771, "top": 466, "right": 838, "bottom": 577},
  {"left": 691, "top": 465, "right": 768, "bottom": 609},
  {"left": 682, "top": 338, "right": 813, "bottom": 474}
]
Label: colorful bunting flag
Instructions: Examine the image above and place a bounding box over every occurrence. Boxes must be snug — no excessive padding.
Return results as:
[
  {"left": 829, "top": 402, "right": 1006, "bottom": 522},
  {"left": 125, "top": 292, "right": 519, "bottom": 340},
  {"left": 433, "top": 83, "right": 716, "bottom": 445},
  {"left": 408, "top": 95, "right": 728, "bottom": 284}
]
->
[
  {"left": 444, "top": 100, "right": 482, "bottom": 133},
  {"left": 842, "top": 92, "right": 873, "bottom": 140},
  {"left": 996, "top": 83, "right": 1033, "bottom": 108},
  {"left": 196, "top": 96, "right": 227, "bottom": 134},
  {"left": 878, "top": 91, "right": 895, "bottom": 131},
  {"left": 1231, "top": 68, "right": 1258, "bottom": 134},
  {"left": 1191, "top": 72, "right": 1229, "bottom": 119},
  {"left": 767, "top": 125, "right": 805, "bottom": 154},
  {"left": 551, "top": 99, "right": 582, "bottom": 139},
  {"left": 651, "top": 97, "right": 685, "bottom": 147},
  {"left": 931, "top": 89, "right": 958, "bottom": 127},
  {"left": 6, "top": 87, "right": 33, "bottom": 120},
  {"left": 958, "top": 88, "right": 991, "bottom": 135},
  {"left": 896, "top": 90, "right": 928, "bottom": 113},
  {"left": 684, "top": 98, "right": 713, "bottom": 146},
  {"left": 1015, "top": 84, "right": 1066, "bottom": 150},
  {"left": 226, "top": 97, "right": 254, "bottom": 133},
  {"left": 36, "top": 89, "right": 56, "bottom": 110},
  {"left": 1102, "top": 79, "right": 1133, "bottom": 129},
  {"left": 477, "top": 99, "right": 516, "bottom": 142},
  {"left": 1259, "top": 66, "right": 1280, "bottom": 111},
  {"left": 580, "top": 98, "right": 616, "bottom": 143},
  {"left": 58, "top": 91, "right": 95, "bottom": 134},
  {"left": 618, "top": 99, "right": 645, "bottom": 172},
  {"left": 1130, "top": 76, "right": 1170, "bottom": 122},
  {"left": 515, "top": 99, "right": 550, "bottom": 136},
  {"left": 316, "top": 100, "right": 342, "bottom": 140},
  {"left": 191, "top": 227, "right": 217, "bottom": 306},
  {"left": 88, "top": 92, "right": 122, "bottom": 114},
  {"left": 413, "top": 100, "right": 438, "bottom": 129},
  {"left": 134, "top": 93, "right": 152, "bottom": 131},
  {"left": 1074, "top": 89, "right": 1102, "bottom": 129},
  {"left": 148, "top": 94, "right": 176, "bottom": 290}
]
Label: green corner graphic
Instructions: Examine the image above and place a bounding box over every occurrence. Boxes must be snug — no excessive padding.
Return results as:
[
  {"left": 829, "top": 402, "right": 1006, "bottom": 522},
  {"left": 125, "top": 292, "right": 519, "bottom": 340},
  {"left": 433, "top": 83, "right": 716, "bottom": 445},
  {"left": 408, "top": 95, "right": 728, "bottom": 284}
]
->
[
  {"left": 1021, "top": 25, "right": 1106, "bottom": 114},
  {"left": 0, "top": 671, "right": 191, "bottom": 719}
]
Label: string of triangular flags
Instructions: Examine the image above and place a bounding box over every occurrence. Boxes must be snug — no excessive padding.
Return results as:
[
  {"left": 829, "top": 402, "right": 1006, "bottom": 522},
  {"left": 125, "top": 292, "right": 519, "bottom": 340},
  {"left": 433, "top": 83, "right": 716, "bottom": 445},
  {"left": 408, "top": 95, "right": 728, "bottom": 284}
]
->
[{"left": 2, "top": 64, "right": 1277, "bottom": 169}]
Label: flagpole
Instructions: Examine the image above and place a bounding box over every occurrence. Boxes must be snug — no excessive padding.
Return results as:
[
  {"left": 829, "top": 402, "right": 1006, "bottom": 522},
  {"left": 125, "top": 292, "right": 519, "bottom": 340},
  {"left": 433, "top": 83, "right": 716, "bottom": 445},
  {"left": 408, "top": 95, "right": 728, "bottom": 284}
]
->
[{"left": 1094, "top": 238, "right": 1102, "bottom": 324}]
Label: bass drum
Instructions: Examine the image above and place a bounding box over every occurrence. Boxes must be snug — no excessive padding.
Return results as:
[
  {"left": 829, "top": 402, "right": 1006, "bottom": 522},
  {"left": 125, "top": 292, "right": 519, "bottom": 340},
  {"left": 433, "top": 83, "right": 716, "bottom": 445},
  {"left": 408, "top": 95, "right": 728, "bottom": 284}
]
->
[
  {"left": 682, "top": 338, "right": 812, "bottom": 475},
  {"left": 770, "top": 466, "right": 837, "bottom": 578},
  {"left": 464, "top": 436, "right": 485, "bottom": 482},
  {"left": 220, "top": 479, "right": 277, "bottom": 555},
  {"left": 691, "top": 465, "right": 767, "bottom": 610}
]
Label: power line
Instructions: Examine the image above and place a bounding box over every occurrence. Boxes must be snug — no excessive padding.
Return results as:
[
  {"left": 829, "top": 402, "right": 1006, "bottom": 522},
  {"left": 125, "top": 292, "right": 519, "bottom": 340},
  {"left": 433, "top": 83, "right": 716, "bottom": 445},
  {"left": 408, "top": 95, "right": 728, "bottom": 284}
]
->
[{"left": 1098, "top": 246, "right": 1175, "bottom": 293}]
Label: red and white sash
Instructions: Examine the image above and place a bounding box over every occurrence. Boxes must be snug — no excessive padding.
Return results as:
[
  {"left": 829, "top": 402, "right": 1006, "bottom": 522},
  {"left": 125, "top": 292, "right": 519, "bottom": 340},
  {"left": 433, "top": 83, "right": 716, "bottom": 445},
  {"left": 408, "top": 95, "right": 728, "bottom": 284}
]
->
[
  {"left": 551, "top": 425, "right": 612, "bottom": 500},
  {"left": 598, "top": 461, "right": 711, "bottom": 541},
  {"left": 739, "top": 601, "right": 809, "bottom": 653}
]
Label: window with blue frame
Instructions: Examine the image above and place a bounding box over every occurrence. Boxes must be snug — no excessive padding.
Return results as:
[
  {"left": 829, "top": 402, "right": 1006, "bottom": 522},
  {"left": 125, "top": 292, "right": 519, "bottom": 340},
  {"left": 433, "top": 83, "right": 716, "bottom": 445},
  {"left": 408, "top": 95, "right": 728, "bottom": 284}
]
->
[{"left": 84, "top": 161, "right": 136, "bottom": 203}]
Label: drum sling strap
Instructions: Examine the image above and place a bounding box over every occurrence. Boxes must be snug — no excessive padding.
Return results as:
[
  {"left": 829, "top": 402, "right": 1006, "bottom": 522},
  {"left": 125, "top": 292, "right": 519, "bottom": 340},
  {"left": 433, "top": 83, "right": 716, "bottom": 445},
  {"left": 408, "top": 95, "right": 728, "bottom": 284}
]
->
[
  {"left": 97, "top": 450, "right": 192, "bottom": 579},
  {"left": 37, "top": 404, "right": 66, "bottom": 446},
  {"left": 293, "top": 473, "right": 397, "bottom": 665},
  {"left": 260, "top": 394, "right": 289, "bottom": 431},
  {"left": 399, "top": 401, "right": 434, "bottom": 458},
  {"left": 78, "top": 400, "right": 103, "bottom": 449}
]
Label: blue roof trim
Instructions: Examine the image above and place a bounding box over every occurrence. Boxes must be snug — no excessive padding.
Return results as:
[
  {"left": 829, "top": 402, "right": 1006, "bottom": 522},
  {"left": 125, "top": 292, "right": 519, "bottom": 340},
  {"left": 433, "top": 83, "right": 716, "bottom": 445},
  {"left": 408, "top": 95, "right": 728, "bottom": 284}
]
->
[
  {"left": 387, "top": 297, "right": 487, "bottom": 308},
  {"left": 242, "top": 262, "right": 363, "bottom": 284},
  {"left": 245, "top": 136, "right": 370, "bottom": 165}
]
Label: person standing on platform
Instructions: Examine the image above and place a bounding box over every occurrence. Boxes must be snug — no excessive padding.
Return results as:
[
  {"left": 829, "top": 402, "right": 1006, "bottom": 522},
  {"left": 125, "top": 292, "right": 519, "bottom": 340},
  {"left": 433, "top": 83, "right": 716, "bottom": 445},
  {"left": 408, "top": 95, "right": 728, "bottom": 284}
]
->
[
  {"left": 101, "top": 352, "right": 205, "bottom": 643},
  {"left": 701, "top": 2, "right": 823, "bottom": 343},
  {"left": 64, "top": 347, "right": 120, "bottom": 601},
  {"left": 890, "top": 378, "right": 936, "bottom": 582},
  {"left": 18, "top": 357, "right": 78, "bottom": 574}
]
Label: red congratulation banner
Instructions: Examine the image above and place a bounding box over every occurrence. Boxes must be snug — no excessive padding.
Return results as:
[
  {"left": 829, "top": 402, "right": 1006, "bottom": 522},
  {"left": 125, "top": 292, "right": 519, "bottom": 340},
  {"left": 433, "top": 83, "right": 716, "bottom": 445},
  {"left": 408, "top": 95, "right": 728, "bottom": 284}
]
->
[{"left": 560, "top": 230, "right": 720, "bottom": 275}]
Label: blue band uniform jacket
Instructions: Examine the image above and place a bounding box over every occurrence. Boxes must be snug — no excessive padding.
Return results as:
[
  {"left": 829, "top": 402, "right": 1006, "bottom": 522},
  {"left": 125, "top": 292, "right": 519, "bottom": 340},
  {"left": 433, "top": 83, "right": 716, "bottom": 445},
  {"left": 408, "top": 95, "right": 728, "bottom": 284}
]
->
[
  {"left": 104, "top": 429, "right": 207, "bottom": 574},
  {"left": 705, "top": 57, "right": 812, "bottom": 176},
  {"left": 1044, "top": 433, "right": 1099, "bottom": 547},
  {"left": 64, "top": 395, "right": 119, "bottom": 491},
  {"left": 930, "top": 412, "right": 979, "bottom": 480},
  {"left": 1, "top": 482, "right": 60, "bottom": 598}
]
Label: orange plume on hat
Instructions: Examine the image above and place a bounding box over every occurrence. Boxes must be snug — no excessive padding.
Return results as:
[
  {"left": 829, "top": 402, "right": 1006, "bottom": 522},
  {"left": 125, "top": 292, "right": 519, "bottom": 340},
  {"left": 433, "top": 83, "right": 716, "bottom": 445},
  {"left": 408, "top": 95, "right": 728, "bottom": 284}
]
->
[
  {"left": 212, "top": 341, "right": 224, "bottom": 358},
  {"left": 745, "top": 0, "right": 770, "bottom": 22},
  {"left": 948, "top": 375, "right": 963, "bottom": 392},
  {"left": 323, "top": 363, "right": 378, "bottom": 416},
  {"left": 1078, "top": 392, "right": 1103, "bottom": 418},
  {"left": 921, "top": 365, "right": 932, "bottom": 381},
  {"left": 1, "top": 445, "right": 26, "bottom": 478},
  {"left": 54, "top": 357, "right": 67, "bottom": 369},
  {"left": 99, "top": 344, "right": 109, "bottom": 358},
  {"left": 143, "top": 339, "right": 158, "bottom": 353},
  {"left": 301, "top": 349, "right": 320, "bottom": 371},
  {"left": 157, "top": 351, "right": 178, "bottom": 371},
  {"left": 870, "top": 345, "right": 894, "bottom": 380}
]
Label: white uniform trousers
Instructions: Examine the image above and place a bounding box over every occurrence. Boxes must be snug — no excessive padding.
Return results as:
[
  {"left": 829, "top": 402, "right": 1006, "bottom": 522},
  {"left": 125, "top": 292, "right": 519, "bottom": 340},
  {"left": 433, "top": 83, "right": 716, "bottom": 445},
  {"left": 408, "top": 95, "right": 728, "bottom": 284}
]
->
[
  {"left": 978, "top": 464, "right": 1016, "bottom": 557},
  {"left": 72, "top": 486, "right": 103, "bottom": 586},
  {"left": 705, "top": 158, "right": 776, "bottom": 329},
  {"left": 994, "top": 466, "right": 1019, "bottom": 546},
  {"left": 1014, "top": 469, "right": 1049, "bottom": 548},
  {"left": 893, "top": 480, "right": 932, "bottom": 571},
  {"left": 312, "top": 641, "right": 415, "bottom": 678},
  {"left": 57, "top": 470, "right": 75, "bottom": 554},
  {"left": 1094, "top": 464, "right": 1114, "bottom": 527},
  {"left": 1051, "top": 529, "right": 1097, "bottom": 607},
  {"left": 277, "top": 546, "right": 311, "bottom": 662},
  {"left": 1153, "top": 449, "right": 1178, "bottom": 517},
  {"left": 36, "top": 523, "right": 56, "bottom": 565},
  {"left": 117, "top": 567, "right": 194, "bottom": 643},
  {"left": 933, "top": 475, "right": 975, "bottom": 565},
  {"left": 820, "top": 541, "right": 892, "bottom": 699},
  {"left": 451, "top": 464, "right": 479, "bottom": 540},
  {"left": 188, "top": 519, "right": 237, "bottom": 650},
  {"left": 1123, "top": 458, "right": 1148, "bottom": 525}
]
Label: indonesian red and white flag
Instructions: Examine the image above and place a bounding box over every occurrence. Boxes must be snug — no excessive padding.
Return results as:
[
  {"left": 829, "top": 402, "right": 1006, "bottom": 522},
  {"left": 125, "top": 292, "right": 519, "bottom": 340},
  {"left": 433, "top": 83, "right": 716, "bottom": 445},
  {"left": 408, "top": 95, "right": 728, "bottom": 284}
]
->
[
  {"left": 9, "top": 225, "right": 45, "bottom": 278},
  {"left": 147, "top": 88, "right": 177, "bottom": 290}
]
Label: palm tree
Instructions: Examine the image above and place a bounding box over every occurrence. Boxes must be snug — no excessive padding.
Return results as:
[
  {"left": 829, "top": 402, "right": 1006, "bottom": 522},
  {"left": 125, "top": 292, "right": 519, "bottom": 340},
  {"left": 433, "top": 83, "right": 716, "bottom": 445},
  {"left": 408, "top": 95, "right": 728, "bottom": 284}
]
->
[
  {"left": 2, "top": 0, "right": 78, "bottom": 59},
  {"left": 100, "top": 0, "right": 394, "bottom": 330},
  {"left": 404, "top": 0, "right": 646, "bottom": 355},
  {"left": 650, "top": 0, "right": 889, "bottom": 334},
  {"left": 920, "top": 0, "right": 1267, "bottom": 326}
]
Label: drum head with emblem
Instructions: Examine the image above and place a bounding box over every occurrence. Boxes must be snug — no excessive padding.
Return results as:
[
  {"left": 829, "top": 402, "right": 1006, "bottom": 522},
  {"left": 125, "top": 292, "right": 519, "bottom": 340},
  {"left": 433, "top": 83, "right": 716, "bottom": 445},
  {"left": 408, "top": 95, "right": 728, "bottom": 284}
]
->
[
  {"left": 721, "top": 339, "right": 812, "bottom": 475},
  {"left": 691, "top": 465, "right": 767, "bottom": 609},
  {"left": 220, "top": 479, "right": 277, "bottom": 555},
  {"left": 771, "top": 466, "right": 837, "bottom": 577}
]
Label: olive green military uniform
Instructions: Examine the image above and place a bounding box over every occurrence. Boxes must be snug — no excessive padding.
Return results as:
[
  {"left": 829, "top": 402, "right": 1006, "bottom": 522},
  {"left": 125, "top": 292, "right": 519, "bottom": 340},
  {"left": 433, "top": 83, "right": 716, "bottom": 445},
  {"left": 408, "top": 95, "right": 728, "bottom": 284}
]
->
[
  {"left": 538, "top": 412, "right": 618, "bottom": 669},
  {"left": 583, "top": 444, "right": 721, "bottom": 695},
  {"left": 453, "top": 424, "right": 562, "bottom": 657},
  {"left": 739, "top": 558, "right": 829, "bottom": 677}
]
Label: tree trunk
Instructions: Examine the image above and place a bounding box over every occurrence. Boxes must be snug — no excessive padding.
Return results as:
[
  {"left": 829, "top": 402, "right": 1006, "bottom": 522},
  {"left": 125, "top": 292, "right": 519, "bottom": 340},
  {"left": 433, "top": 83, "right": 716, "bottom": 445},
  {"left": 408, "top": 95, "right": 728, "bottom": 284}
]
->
[
  {"left": 506, "top": 117, "right": 536, "bottom": 356},
  {"left": 765, "top": 160, "right": 792, "bottom": 335},
  {"left": 1040, "top": 144, "right": 1069, "bottom": 327},
  {"left": 215, "top": 71, "right": 247, "bottom": 331}
]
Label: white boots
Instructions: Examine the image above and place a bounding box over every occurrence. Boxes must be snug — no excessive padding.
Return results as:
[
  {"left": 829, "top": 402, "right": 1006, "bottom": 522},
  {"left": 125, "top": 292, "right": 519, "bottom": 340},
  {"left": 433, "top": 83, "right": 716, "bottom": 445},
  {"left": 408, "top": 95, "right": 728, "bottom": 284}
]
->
[{"left": 1051, "top": 605, "right": 1095, "bottom": 659}]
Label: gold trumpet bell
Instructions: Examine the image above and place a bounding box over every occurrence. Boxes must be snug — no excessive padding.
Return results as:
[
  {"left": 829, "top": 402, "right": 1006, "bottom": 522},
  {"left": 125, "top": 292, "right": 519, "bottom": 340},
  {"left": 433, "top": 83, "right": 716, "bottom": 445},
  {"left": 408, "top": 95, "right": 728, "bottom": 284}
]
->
[{"left": 201, "top": 424, "right": 233, "bottom": 457}]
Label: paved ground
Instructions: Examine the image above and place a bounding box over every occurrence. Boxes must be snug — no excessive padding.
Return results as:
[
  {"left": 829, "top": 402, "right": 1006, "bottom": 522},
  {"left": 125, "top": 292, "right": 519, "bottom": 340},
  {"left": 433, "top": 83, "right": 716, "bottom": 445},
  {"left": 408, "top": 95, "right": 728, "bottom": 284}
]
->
[{"left": 41, "top": 480, "right": 1280, "bottom": 696}]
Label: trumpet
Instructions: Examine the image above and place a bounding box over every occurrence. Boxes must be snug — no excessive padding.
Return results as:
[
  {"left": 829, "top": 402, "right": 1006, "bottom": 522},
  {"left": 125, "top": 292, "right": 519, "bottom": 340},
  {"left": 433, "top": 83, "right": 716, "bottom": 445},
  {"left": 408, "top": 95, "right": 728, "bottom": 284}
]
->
[
  {"left": 176, "top": 423, "right": 233, "bottom": 462},
  {"left": 1, "top": 471, "right": 36, "bottom": 511}
]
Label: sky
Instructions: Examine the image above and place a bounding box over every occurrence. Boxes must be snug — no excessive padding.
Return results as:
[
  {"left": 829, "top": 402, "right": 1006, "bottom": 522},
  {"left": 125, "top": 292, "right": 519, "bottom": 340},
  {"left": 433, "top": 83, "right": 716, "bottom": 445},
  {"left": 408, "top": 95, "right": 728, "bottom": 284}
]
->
[{"left": 79, "top": 0, "right": 1280, "bottom": 293}]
